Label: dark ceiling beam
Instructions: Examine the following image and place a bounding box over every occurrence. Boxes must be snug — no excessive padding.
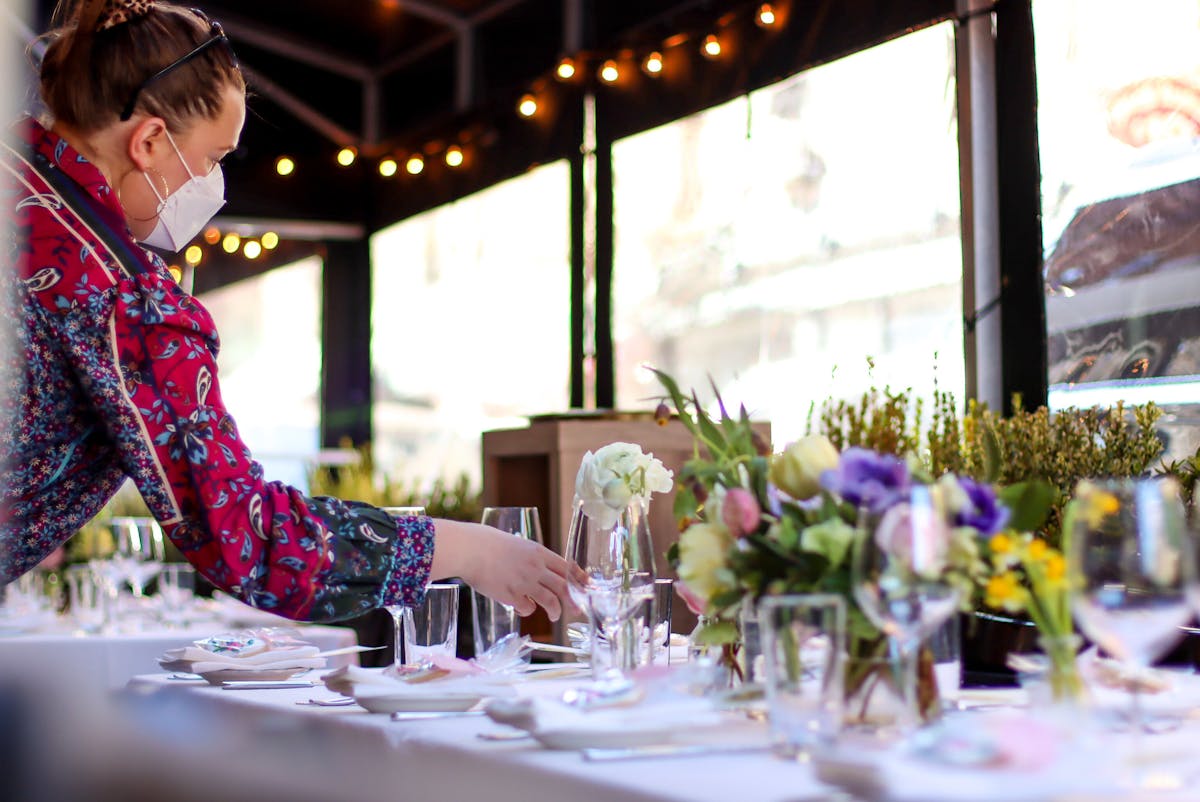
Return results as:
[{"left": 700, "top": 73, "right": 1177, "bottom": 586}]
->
[
  {"left": 401, "top": 0, "right": 468, "bottom": 30},
  {"left": 374, "top": 0, "right": 532, "bottom": 79},
  {"left": 217, "top": 10, "right": 372, "bottom": 81},
  {"left": 241, "top": 64, "right": 359, "bottom": 148}
]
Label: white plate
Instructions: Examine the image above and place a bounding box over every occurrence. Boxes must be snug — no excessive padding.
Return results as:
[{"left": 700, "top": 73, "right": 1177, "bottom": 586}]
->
[
  {"left": 531, "top": 724, "right": 683, "bottom": 750},
  {"left": 198, "top": 668, "right": 310, "bottom": 685},
  {"left": 354, "top": 691, "right": 484, "bottom": 715}
]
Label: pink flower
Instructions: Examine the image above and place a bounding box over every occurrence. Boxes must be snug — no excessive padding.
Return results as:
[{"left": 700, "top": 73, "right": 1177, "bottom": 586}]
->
[
  {"left": 721, "top": 488, "right": 762, "bottom": 538},
  {"left": 873, "top": 501, "right": 949, "bottom": 575},
  {"left": 675, "top": 580, "right": 709, "bottom": 616}
]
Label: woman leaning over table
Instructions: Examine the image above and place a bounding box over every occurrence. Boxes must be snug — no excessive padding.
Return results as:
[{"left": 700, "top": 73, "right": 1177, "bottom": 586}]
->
[{"left": 0, "top": 0, "right": 573, "bottom": 624}]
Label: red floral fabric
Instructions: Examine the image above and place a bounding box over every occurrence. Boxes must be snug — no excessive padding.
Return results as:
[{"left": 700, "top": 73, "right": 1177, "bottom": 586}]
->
[{"left": 0, "top": 119, "right": 433, "bottom": 621}]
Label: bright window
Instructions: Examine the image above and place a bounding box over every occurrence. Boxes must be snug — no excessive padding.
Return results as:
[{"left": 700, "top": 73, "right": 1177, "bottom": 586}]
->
[
  {"left": 613, "top": 23, "right": 964, "bottom": 445},
  {"left": 199, "top": 256, "right": 322, "bottom": 489},
  {"left": 370, "top": 162, "right": 571, "bottom": 488},
  {"left": 1037, "top": 0, "right": 1200, "bottom": 459}
]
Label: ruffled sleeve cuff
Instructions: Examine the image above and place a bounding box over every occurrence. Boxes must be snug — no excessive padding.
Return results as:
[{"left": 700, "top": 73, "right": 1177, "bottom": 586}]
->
[{"left": 380, "top": 514, "right": 436, "bottom": 608}]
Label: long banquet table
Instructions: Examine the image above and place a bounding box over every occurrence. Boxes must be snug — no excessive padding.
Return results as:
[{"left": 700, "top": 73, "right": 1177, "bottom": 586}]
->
[{"left": 11, "top": 667, "right": 1198, "bottom": 802}]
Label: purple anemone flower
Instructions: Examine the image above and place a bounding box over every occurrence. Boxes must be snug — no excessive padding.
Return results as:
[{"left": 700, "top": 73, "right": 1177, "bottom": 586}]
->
[
  {"left": 955, "top": 477, "right": 1009, "bottom": 536},
  {"left": 819, "top": 447, "right": 911, "bottom": 515}
]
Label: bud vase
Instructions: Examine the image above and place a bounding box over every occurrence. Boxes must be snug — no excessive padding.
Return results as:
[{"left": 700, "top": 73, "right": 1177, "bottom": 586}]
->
[{"left": 843, "top": 639, "right": 941, "bottom": 729}]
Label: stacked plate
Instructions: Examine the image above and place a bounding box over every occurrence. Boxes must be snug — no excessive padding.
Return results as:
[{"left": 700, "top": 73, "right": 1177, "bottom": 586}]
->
[
  {"left": 322, "top": 664, "right": 518, "bottom": 714},
  {"left": 159, "top": 630, "right": 326, "bottom": 684}
]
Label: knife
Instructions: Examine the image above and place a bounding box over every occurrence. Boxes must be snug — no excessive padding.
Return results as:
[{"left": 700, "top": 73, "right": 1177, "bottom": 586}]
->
[{"left": 582, "top": 743, "right": 769, "bottom": 761}]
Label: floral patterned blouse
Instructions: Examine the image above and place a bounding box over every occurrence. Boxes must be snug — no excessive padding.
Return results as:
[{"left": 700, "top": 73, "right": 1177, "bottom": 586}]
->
[{"left": 0, "top": 119, "right": 434, "bottom": 621}]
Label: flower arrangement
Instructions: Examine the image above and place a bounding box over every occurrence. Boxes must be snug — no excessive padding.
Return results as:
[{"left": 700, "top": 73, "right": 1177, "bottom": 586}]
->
[
  {"left": 574, "top": 442, "right": 675, "bottom": 528},
  {"left": 653, "top": 370, "right": 1055, "bottom": 717}
]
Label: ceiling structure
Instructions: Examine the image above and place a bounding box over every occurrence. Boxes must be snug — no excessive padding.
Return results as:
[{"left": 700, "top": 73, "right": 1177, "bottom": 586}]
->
[{"left": 18, "top": 0, "right": 956, "bottom": 291}]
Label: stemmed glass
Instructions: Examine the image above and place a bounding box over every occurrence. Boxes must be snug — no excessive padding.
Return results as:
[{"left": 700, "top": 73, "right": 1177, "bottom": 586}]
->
[
  {"left": 850, "top": 485, "right": 961, "bottom": 731},
  {"left": 1069, "top": 479, "right": 1194, "bottom": 747},
  {"left": 564, "top": 497, "right": 657, "bottom": 683},
  {"left": 382, "top": 506, "right": 425, "bottom": 667},
  {"left": 475, "top": 507, "right": 542, "bottom": 660},
  {"left": 110, "top": 517, "right": 165, "bottom": 598}
]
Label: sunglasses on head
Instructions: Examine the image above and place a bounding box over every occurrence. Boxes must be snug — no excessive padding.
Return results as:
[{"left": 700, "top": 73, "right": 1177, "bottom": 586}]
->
[{"left": 118, "top": 10, "right": 239, "bottom": 122}]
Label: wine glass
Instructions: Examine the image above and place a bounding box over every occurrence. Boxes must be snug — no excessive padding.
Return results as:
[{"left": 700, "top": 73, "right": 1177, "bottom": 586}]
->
[
  {"left": 381, "top": 506, "right": 426, "bottom": 667},
  {"left": 564, "top": 497, "right": 657, "bottom": 683},
  {"left": 850, "top": 485, "right": 960, "bottom": 730},
  {"left": 1070, "top": 479, "right": 1194, "bottom": 745},
  {"left": 111, "top": 517, "right": 165, "bottom": 598},
  {"left": 475, "top": 507, "right": 541, "bottom": 661}
]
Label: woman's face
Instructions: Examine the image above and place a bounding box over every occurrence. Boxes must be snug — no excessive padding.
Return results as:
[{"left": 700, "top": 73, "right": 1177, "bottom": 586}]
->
[{"left": 124, "top": 83, "right": 246, "bottom": 244}]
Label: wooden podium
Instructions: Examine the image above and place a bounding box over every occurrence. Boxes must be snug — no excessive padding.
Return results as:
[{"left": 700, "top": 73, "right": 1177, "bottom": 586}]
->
[{"left": 481, "top": 413, "right": 770, "bottom": 636}]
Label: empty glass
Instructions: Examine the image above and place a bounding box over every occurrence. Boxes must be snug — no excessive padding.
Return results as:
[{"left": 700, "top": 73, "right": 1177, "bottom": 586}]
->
[
  {"left": 404, "top": 583, "right": 460, "bottom": 664},
  {"left": 110, "top": 517, "right": 165, "bottom": 598},
  {"left": 382, "top": 506, "right": 426, "bottom": 667},
  {"left": 158, "top": 564, "right": 197, "bottom": 626},
  {"left": 760, "top": 594, "right": 846, "bottom": 759},
  {"left": 927, "top": 614, "right": 962, "bottom": 710},
  {"left": 65, "top": 565, "right": 104, "bottom": 634},
  {"left": 473, "top": 506, "right": 542, "bottom": 660},
  {"left": 646, "top": 578, "right": 674, "bottom": 665},
  {"left": 480, "top": 506, "right": 543, "bottom": 544}
]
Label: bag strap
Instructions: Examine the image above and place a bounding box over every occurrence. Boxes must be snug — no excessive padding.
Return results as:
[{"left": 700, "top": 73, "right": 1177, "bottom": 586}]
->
[{"left": 23, "top": 147, "right": 149, "bottom": 278}]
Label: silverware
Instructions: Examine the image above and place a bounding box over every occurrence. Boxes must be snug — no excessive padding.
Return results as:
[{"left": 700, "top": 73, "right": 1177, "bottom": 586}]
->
[
  {"left": 295, "top": 697, "right": 358, "bottom": 707},
  {"left": 476, "top": 730, "right": 533, "bottom": 742},
  {"left": 220, "top": 680, "right": 318, "bottom": 690},
  {"left": 582, "top": 743, "right": 770, "bottom": 761},
  {"left": 389, "top": 710, "right": 486, "bottom": 721}
]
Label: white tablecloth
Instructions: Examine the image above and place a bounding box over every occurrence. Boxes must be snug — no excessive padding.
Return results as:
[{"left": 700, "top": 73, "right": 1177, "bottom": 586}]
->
[{"left": 0, "top": 623, "right": 358, "bottom": 691}]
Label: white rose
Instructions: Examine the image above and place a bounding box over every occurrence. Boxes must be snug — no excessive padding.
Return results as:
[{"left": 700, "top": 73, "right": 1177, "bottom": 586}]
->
[{"left": 677, "top": 521, "right": 735, "bottom": 602}]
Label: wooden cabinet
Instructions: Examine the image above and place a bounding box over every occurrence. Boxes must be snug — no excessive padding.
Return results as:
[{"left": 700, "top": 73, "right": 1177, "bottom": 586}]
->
[{"left": 481, "top": 414, "right": 770, "bottom": 637}]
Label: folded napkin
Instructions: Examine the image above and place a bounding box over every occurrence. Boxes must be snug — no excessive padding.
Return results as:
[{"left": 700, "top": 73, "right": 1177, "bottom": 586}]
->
[
  {"left": 484, "top": 683, "right": 724, "bottom": 749},
  {"left": 158, "top": 629, "right": 326, "bottom": 675},
  {"left": 321, "top": 664, "right": 517, "bottom": 700}
]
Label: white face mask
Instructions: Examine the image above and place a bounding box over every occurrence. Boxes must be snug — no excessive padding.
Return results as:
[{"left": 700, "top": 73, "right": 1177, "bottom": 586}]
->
[{"left": 139, "top": 131, "right": 226, "bottom": 253}]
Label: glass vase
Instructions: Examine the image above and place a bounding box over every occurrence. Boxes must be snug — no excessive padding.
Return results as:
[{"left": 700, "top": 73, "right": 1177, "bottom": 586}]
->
[{"left": 843, "top": 640, "right": 941, "bottom": 729}]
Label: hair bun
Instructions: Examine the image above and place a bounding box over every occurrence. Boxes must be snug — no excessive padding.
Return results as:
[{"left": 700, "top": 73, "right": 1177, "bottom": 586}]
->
[{"left": 97, "top": 0, "right": 155, "bottom": 31}]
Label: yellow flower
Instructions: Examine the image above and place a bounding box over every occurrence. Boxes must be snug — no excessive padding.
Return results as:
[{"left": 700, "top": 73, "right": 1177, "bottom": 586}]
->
[
  {"left": 1026, "top": 538, "right": 1048, "bottom": 561},
  {"left": 985, "top": 572, "right": 1027, "bottom": 613},
  {"left": 1044, "top": 553, "right": 1066, "bottom": 583},
  {"left": 1077, "top": 482, "right": 1121, "bottom": 529},
  {"left": 769, "top": 435, "right": 839, "bottom": 501},
  {"left": 677, "top": 521, "right": 735, "bottom": 602},
  {"left": 989, "top": 533, "right": 1013, "bottom": 555}
]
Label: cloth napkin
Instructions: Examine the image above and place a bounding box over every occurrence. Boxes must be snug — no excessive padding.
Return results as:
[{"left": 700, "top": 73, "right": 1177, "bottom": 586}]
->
[
  {"left": 158, "top": 629, "right": 326, "bottom": 675},
  {"left": 321, "top": 664, "right": 517, "bottom": 700}
]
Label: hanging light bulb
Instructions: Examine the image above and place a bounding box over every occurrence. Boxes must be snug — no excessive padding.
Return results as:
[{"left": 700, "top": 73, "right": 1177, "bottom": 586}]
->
[
  {"left": 445, "top": 146, "right": 464, "bottom": 168},
  {"left": 702, "top": 34, "right": 722, "bottom": 59},
  {"left": 336, "top": 147, "right": 357, "bottom": 167},
  {"left": 167, "top": 265, "right": 183, "bottom": 283},
  {"left": 517, "top": 93, "right": 538, "bottom": 117},
  {"left": 261, "top": 232, "right": 280, "bottom": 250},
  {"left": 599, "top": 59, "right": 619, "bottom": 83},
  {"left": 203, "top": 226, "right": 221, "bottom": 245},
  {"left": 184, "top": 245, "right": 202, "bottom": 266},
  {"left": 378, "top": 158, "right": 398, "bottom": 177},
  {"left": 243, "top": 240, "right": 263, "bottom": 260},
  {"left": 275, "top": 156, "right": 295, "bottom": 176},
  {"left": 221, "top": 233, "right": 240, "bottom": 254},
  {"left": 756, "top": 4, "right": 777, "bottom": 27},
  {"left": 555, "top": 57, "right": 576, "bottom": 80},
  {"left": 406, "top": 155, "right": 425, "bottom": 175},
  {"left": 642, "top": 51, "right": 664, "bottom": 76}
]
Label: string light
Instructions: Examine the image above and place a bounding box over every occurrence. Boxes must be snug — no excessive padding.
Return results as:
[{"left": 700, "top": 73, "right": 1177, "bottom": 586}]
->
[
  {"left": 756, "top": 3, "right": 777, "bottom": 27},
  {"left": 555, "top": 57, "right": 576, "bottom": 80},
  {"left": 221, "top": 233, "right": 240, "bottom": 254},
  {"left": 599, "top": 59, "right": 619, "bottom": 83},
  {"left": 336, "top": 147, "right": 357, "bottom": 167},
  {"left": 406, "top": 155, "right": 425, "bottom": 175},
  {"left": 702, "top": 34, "right": 721, "bottom": 59},
  {"left": 243, "top": 240, "right": 263, "bottom": 260},
  {"left": 203, "top": 226, "right": 221, "bottom": 245},
  {"left": 167, "top": 265, "right": 183, "bottom": 283},
  {"left": 184, "top": 245, "right": 202, "bottom": 266},
  {"left": 642, "top": 51, "right": 664, "bottom": 76},
  {"left": 445, "top": 146, "right": 464, "bottom": 167},
  {"left": 275, "top": 156, "right": 295, "bottom": 176},
  {"left": 379, "top": 158, "right": 398, "bottom": 177},
  {"left": 261, "top": 232, "right": 279, "bottom": 250},
  {"left": 517, "top": 93, "right": 538, "bottom": 117}
]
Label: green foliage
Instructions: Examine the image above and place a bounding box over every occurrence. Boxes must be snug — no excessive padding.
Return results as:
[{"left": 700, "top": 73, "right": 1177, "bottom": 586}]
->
[{"left": 307, "top": 442, "right": 483, "bottom": 522}]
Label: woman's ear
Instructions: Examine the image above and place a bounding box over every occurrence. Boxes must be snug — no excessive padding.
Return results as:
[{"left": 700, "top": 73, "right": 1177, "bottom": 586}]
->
[{"left": 126, "top": 116, "right": 168, "bottom": 172}]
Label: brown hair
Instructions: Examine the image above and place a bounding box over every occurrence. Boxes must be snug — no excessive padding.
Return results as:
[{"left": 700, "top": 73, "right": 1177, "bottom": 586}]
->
[{"left": 38, "top": 0, "right": 244, "bottom": 133}]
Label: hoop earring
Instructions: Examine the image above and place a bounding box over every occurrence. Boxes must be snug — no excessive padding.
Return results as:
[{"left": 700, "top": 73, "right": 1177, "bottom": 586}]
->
[{"left": 116, "top": 168, "right": 170, "bottom": 222}]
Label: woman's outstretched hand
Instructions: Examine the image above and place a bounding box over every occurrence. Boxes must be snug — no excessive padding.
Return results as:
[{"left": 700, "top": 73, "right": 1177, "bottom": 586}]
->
[{"left": 429, "top": 520, "right": 579, "bottom": 621}]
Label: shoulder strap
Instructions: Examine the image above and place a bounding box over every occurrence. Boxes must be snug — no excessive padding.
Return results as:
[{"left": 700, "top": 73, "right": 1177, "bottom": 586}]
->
[{"left": 22, "top": 147, "right": 149, "bottom": 278}]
